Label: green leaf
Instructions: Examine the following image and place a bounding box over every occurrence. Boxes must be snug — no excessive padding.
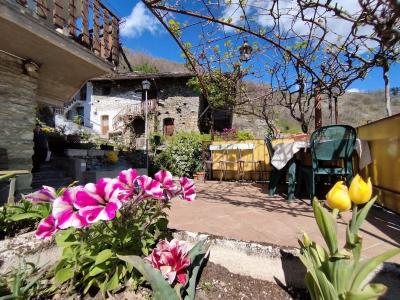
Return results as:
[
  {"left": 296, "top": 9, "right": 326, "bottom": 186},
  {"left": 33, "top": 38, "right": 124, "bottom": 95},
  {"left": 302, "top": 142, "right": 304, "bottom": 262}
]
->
[
  {"left": 87, "top": 263, "right": 108, "bottom": 278},
  {"left": 83, "top": 277, "right": 97, "bottom": 295},
  {"left": 105, "top": 265, "right": 122, "bottom": 291},
  {"left": 94, "top": 249, "right": 113, "bottom": 266},
  {"left": 55, "top": 267, "right": 74, "bottom": 285},
  {"left": 184, "top": 240, "right": 210, "bottom": 300},
  {"left": 117, "top": 255, "right": 179, "bottom": 300},
  {"left": 312, "top": 198, "right": 338, "bottom": 255},
  {"left": 350, "top": 248, "right": 400, "bottom": 291},
  {"left": 55, "top": 229, "right": 79, "bottom": 247},
  {"left": 349, "top": 197, "right": 377, "bottom": 239},
  {"left": 346, "top": 283, "right": 387, "bottom": 300},
  {"left": 7, "top": 212, "right": 41, "bottom": 221}
]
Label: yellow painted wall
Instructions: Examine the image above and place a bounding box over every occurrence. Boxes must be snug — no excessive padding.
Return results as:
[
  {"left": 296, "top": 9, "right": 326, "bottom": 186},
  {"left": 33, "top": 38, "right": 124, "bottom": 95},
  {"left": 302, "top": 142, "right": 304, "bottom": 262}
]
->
[
  {"left": 357, "top": 114, "right": 400, "bottom": 213},
  {"left": 209, "top": 138, "right": 293, "bottom": 181}
]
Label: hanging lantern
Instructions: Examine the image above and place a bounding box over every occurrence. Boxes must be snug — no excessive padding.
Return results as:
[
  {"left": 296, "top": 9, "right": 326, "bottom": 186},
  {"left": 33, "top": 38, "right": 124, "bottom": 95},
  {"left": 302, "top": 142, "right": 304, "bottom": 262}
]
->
[{"left": 239, "top": 40, "right": 252, "bottom": 62}]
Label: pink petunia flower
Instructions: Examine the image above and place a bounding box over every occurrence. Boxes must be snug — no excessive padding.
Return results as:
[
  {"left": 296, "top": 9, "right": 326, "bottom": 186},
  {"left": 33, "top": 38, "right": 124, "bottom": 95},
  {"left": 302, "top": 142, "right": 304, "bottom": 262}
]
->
[
  {"left": 134, "top": 175, "right": 164, "bottom": 202},
  {"left": 35, "top": 215, "right": 57, "bottom": 239},
  {"left": 52, "top": 186, "right": 87, "bottom": 229},
  {"left": 154, "top": 170, "right": 179, "bottom": 199},
  {"left": 118, "top": 168, "right": 139, "bottom": 188},
  {"left": 179, "top": 177, "right": 196, "bottom": 202},
  {"left": 75, "top": 178, "right": 123, "bottom": 224},
  {"left": 25, "top": 186, "right": 57, "bottom": 203},
  {"left": 145, "top": 239, "right": 191, "bottom": 285}
]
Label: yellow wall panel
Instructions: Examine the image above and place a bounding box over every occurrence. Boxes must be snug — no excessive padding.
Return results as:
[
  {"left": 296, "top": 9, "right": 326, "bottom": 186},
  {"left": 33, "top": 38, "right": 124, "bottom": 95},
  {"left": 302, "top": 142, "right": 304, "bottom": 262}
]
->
[{"left": 357, "top": 114, "right": 400, "bottom": 213}]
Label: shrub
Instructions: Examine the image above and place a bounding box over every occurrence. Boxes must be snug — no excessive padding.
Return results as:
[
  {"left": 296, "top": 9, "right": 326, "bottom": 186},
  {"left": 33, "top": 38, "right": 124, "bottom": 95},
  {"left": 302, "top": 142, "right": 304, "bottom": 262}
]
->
[{"left": 154, "top": 132, "right": 208, "bottom": 177}]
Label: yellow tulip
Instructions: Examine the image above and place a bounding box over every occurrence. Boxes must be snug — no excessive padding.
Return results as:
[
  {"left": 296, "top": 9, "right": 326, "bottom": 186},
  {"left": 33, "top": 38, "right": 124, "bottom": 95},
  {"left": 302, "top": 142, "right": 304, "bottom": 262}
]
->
[
  {"left": 349, "top": 174, "right": 372, "bottom": 205},
  {"left": 326, "top": 181, "right": 351, "bottom": 212}
]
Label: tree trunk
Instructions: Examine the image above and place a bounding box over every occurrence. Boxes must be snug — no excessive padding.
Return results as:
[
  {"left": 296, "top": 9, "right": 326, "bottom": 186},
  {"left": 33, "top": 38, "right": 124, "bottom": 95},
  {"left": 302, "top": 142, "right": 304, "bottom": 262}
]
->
[{"left": 383, "top": 64, "right": 392, "bottom": 117}]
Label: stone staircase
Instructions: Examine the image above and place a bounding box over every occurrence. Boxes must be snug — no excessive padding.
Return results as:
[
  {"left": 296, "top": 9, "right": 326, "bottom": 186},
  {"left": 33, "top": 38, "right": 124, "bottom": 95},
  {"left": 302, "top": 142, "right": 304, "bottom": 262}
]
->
[{"left": 31, "top": 162, "right": 74, "bottom": 190}]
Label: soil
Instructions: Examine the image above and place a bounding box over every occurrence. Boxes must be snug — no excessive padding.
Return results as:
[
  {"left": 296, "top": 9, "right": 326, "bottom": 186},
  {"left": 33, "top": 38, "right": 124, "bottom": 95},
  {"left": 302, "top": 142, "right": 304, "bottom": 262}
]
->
[{"left": 196, "top": 262, "right": 309, "bottom": 300}]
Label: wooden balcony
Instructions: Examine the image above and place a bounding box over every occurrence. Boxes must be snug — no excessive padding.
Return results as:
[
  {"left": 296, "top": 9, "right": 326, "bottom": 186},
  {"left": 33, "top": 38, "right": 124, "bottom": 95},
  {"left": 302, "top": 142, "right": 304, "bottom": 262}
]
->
[
  {"left": 0, "top": 0, "right": 121, "bottom": 105},
  {"left": 12, "top": 0, "right": 119, "bottom": 65},
  {"left": 112, "top": 99, "right": 158, "bottom": 132}
]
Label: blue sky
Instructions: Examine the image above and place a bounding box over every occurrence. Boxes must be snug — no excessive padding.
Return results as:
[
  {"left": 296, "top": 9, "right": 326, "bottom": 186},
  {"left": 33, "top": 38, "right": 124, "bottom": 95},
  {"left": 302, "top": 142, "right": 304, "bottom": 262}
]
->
[{"left": 108, "top": 0, "right": 399, "bottom": 93}]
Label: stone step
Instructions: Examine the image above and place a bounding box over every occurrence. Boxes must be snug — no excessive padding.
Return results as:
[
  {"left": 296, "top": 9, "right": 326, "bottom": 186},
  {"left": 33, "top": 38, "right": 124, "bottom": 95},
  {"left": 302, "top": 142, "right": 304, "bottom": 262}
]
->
[
  {"left": 32, "top": 170, "right": 66, "bottom": 180},
  {"left": 31, "top": 177, "right": 75, "bottom": 190}
]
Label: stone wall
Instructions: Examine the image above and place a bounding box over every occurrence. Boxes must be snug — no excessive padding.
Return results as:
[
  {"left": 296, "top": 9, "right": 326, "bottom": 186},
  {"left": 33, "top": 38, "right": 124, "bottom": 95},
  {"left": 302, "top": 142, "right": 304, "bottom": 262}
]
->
[
  {"left": 0, "top": 52, "right": 38, "bottom": 189},
  {"left": 157, "top": 78, "right": 200, "bottom": 134}
]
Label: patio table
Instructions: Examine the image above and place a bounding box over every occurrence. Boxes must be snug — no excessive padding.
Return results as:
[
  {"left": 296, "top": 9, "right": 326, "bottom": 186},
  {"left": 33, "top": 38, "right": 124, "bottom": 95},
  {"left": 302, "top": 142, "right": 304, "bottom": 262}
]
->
[{"left": 271, "top": 139, "right": 371, "bottom": 170}]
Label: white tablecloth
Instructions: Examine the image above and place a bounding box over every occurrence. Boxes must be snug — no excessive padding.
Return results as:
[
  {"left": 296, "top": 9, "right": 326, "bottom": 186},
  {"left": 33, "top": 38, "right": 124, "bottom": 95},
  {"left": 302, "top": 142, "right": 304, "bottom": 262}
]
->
[{"left": 271, "top": 139, "right": 372, "bottom": 170}]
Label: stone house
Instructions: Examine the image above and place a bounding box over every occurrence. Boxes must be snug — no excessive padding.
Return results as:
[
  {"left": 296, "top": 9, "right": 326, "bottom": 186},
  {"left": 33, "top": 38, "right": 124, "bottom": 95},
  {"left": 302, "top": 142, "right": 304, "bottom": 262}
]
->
[
  {"left": 0, "top": 0, "right": 122, "bottom": 191},
  {"left": 59, "top": 72, "right": 202, "bottom": 147}
]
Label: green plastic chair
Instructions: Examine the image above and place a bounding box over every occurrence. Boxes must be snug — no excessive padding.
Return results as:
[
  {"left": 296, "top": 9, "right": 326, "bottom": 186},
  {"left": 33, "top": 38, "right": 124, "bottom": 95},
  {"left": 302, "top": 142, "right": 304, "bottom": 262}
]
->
[
  {"left": 303, "top": 125, "right": 356, "bottom": 199},
  {"left": 265, "top": 136, "right": 296, "bottom": 201}
]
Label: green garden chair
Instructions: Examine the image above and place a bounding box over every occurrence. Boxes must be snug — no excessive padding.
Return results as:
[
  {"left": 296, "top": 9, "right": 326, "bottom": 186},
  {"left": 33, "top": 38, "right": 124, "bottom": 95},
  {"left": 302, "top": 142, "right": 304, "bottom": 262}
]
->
[
  {"left": 302, "top": 125, "right": 356, "bottom": 199},
  {"left": 265, "top": 136, "right": 296, "bottom": 201}
]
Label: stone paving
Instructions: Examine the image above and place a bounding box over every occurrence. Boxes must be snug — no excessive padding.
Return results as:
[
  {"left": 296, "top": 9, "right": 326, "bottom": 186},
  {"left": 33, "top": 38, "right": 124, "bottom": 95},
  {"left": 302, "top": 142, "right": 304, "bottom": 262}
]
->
[{"left": 169, "top": 181, "right": 400, "bottom": 264}]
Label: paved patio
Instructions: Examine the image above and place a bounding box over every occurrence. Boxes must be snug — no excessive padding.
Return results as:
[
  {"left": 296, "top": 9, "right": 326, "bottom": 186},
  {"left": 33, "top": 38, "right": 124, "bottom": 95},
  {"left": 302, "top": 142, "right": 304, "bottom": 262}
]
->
[{"left": 169, "top": 181, "right": 400, "bottom": 264}]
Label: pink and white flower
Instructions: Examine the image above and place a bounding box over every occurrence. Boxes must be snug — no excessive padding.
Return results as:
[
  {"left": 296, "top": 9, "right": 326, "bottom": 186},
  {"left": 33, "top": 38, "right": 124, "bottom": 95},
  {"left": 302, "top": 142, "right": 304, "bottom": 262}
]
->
[
  {"left": 145, "top": 239, "right": 191, "bottom": 285},
  {"left": 118, "top": 168, "right": 139, "bottom": 189},
  {"left": 135, "top": 175, "right": 164, "bottom": 202},
  {"left": 35, "top": 215, "right": 57, "bottom": 239},
  {"left": 52, "top": 186, "right": 87, "bottom": 229},
  {"left": 154, "top": 170, "right": 178, "bottom": 199},
  {"left": 179, "top": 177, "right": 196, "bottom": 202},
  {"left": 75, "top": 178, "right": 123, "bottom": 224},
  {"left": 25, "top": 186, "right": 57, "bottom": 203}
]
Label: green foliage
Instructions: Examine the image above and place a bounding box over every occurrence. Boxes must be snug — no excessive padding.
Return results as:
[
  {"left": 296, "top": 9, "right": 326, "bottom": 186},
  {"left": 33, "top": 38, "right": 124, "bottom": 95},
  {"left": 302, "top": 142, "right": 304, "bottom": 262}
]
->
[
  {"left": 154, "top": 132, "right": 209, "bottom": 177},
  {"left": 187, "top": 70, "right": 241, "bottom": 109},
  {"left": 0, "top": 259, "right": 51, "bottom": 299},
  {"left": 53, "top": 199, "right": 170, "bottom": 295},
  {"left": 133, "top": 63, "right": 158, "bottom": 74},
  {"left": 118, "top": 239, "right": 209, "bottom": 300},
  {"left": 0, "top": 201, "right": 50, "bottom": 240},
  {"left": 300, "top": 198, "right": 400, "bottom": 300}
]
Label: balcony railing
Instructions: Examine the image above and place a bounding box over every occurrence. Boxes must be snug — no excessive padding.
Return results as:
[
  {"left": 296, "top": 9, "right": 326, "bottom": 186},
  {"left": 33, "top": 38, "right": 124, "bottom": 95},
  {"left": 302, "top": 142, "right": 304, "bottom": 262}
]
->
[
  {"left": 112, "top": 99, "right": 158, "bottom": 131},
  {"left": 13, "top": 0, "right": 120, "bottom": 66}
]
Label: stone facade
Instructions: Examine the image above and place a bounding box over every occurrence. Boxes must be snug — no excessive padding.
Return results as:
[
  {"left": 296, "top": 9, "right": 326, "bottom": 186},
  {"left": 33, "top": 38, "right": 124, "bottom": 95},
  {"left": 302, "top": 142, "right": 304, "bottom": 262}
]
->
[
  {"left": 88, "top": 75, "right": 200, "bottom": 142},
  {"left": 0, "top": 52, "right": 38, "bottom": 189},
  {"left": 156, "top": 77, "right": 200, "bottom": 134}
]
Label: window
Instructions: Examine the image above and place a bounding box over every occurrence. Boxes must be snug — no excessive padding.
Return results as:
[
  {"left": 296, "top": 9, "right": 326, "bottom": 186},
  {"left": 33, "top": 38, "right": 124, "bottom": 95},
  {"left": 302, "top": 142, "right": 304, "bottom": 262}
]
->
[
  {"left": 101, "top": 86, "right": 111, "bottom": 95},
  {"left": 163, "top": 118, "right": 174, "bottom": 137}
]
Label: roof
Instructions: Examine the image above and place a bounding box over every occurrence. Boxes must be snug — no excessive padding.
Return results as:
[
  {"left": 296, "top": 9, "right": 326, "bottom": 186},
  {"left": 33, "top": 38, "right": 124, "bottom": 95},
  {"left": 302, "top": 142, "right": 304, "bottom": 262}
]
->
[{"left": 90, "top": 71, "right": 195, "bottom": 82}]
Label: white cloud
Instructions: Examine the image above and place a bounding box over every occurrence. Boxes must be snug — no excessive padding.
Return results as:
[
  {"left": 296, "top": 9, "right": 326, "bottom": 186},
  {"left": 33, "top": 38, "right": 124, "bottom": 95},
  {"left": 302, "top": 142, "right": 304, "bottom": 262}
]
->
[
  {"left": 347, "top": 88, "right": 363, "bottom": 93},
  {"left": 120, "top": 2, "right": 162, "bottom": 38}
]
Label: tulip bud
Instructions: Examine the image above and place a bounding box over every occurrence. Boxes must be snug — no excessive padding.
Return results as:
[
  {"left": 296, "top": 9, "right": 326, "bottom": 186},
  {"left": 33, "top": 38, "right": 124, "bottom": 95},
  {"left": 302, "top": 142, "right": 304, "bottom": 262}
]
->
[
  {"left": 302, "top": 232, "right": 311, "bottom": 247},
  {"left": 326, "top": 181, "right": 351, "bottom": 212},
  {"left": 349, "top": 174, "right": 372, "bottom": 205}
]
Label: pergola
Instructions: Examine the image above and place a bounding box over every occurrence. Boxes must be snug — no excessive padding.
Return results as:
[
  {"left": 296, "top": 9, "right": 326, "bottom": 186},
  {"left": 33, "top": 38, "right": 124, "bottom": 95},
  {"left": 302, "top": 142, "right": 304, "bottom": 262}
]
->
[{"left": 142, "top": 0, "right": 400, "bottom": 132}]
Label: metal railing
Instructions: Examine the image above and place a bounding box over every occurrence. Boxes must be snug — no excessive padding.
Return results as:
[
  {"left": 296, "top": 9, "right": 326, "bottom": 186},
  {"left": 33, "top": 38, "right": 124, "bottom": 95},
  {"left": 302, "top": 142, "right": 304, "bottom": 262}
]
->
[
  {"left": 112, "top": 99, "right": 157, "bottom": 131},
  {"left": 13, "top": 0, "right": 120, "bottom": 66}
]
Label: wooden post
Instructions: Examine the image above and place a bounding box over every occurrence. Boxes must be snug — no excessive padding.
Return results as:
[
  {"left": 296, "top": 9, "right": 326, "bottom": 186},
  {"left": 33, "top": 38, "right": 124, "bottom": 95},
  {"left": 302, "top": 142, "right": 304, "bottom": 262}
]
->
[
  {"left": 102, "top": 9, "right": 111, "bottom": 59},
  {"left": 111, "top": 16, "right": 119, "bottom": 65},
  {"left": 53, "top": 0, "right": 65, "bottom": 29},
  {"left": 36, "top": 0, "right": 48, "bottom": 18},
  {"left": 68, "top": 0, "right": 77, "bottom": 36},
  {"left": 315, "top": 92, "right": 322, "bottom": 129},
  {"left": 334, "top": 96, "right": 339, "bottom": 124},
  {"left": 81, "top": 0, "right": 90, "bottom": 46},
  {"left": 93, "top": 0, "right": 101, "bottom": 55}
]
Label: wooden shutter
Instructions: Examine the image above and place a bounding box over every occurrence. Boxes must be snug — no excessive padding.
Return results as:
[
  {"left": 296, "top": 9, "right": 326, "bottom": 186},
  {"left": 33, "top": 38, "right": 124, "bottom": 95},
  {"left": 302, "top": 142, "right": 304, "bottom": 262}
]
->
[{"left": 101, "top": 115, "right": 109, "bottom": 135}]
